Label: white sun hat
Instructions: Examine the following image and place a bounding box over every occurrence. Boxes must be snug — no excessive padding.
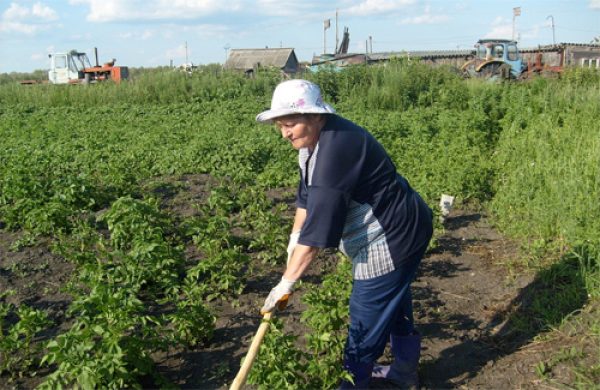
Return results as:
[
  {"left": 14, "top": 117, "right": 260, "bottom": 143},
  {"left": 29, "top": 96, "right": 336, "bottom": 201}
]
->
[{"left": 256, "top": 79, "right": 336, "bottom": 123}]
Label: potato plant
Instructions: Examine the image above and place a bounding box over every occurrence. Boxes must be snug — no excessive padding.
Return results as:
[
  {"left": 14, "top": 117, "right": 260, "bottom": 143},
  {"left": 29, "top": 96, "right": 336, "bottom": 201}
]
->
[{"left": 0, "top": 293, "right": 51, "bottom": 380}]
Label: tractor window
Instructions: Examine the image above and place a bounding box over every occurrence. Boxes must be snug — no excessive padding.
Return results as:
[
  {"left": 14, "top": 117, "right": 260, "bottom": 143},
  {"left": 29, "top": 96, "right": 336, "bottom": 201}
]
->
[
  {"left": 493, "top": 45, "right": 504, "bottom": 59},
  {"left": 507, "top": 44, "right": 519, "bottom": 61},
  {"left": 477, "top": 45, "right": 487, "bottom": 59},
  {"left": 69, "top": 57, "right": 80, "bottom": 72},
  {"left": 72, "top": 55, "right": 86, "bottom": 71},
  {"left": 54, "top": 55, "right": 67, "bottom": 69}
]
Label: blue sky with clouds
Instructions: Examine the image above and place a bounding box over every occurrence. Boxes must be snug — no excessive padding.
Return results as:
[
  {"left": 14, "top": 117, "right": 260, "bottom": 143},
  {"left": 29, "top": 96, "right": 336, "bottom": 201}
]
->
[{"left": 1, "top": 0, "right": 599, "bottom": 73}]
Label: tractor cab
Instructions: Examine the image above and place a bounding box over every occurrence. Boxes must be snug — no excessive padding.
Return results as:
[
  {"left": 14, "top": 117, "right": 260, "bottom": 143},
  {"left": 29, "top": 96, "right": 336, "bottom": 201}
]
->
[{"left": 48, "top": 50, "right": 92, "bottom": 84}]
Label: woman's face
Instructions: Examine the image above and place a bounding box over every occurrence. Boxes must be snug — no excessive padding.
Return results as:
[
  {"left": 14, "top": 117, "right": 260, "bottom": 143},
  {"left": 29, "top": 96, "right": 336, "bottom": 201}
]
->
[{"left": 275, "top": 114, "right": 325, "bottom": 150}]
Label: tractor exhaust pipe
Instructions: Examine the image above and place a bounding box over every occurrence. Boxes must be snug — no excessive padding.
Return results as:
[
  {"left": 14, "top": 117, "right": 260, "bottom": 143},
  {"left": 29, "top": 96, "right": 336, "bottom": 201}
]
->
[{"left": 94, "top": 47, "right": 99, "bottom": 67}]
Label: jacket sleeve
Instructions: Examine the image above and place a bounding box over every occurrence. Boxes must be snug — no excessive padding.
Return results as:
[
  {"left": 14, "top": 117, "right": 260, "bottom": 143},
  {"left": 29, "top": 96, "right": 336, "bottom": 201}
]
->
[
  {"left": 296, "top": 169, "right": 308, "bottom": 209},
  {"left": 297, "top": 186, "right": 350, "bottom": 248}
]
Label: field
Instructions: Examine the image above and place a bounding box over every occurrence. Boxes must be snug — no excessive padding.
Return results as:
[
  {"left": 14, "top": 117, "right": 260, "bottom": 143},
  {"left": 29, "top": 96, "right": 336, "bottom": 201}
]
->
[{"left": 0, "top": 63, "right": 599, "bottom": 389}]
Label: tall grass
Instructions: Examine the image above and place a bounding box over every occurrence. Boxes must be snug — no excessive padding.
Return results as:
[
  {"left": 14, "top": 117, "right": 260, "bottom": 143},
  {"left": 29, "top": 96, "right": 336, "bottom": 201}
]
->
[
  {"left": 491, "top": 74, "right": 600, "bottom": 244},
  {"left": 0, "top": 65, "right": 280, "bottom": 106}
]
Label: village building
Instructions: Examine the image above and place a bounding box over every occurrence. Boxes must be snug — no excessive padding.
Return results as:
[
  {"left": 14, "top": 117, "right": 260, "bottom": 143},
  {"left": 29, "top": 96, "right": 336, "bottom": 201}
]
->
[
  {"left": 224, "top": 48, "right": 300, "bottom": 75},
  {"left": 520, "top": 43, "right": 600, "bottom": 69}
]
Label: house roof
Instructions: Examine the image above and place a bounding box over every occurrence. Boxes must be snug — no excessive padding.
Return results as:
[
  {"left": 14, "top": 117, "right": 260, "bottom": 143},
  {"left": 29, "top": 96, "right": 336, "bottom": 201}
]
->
[
  {"left": 369, "top": 50, "right": 474, "bottom": 60},
  {"left": 225, "top": 48, "right": 297, "bottom": 70}
]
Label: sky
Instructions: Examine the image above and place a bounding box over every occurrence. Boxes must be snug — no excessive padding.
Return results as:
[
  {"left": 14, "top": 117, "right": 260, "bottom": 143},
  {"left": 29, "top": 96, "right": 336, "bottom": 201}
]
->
[{"left": 1, "top": 0, "right": 599, "bottom": 73}]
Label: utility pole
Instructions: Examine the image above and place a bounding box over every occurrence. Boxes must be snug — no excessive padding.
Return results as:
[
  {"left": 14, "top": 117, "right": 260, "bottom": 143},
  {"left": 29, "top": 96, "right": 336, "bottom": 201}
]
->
[
  {"left": 369, "top": 36, "right": 373, "bottom": 54},
  {"left": 224, "top": 44, "right": 230, "bottom": 64},
  {"left": 185, "top": 41, "right": 189, "bottom": 65},
  {"left": 335, "top": 9, "right": 339, "bottom": 53},
  {"left": 547, "top": 15, "right": 556, "bottom": 45},
  {"left": 512, "top": 7, "right": 521, "bottom": 41}
]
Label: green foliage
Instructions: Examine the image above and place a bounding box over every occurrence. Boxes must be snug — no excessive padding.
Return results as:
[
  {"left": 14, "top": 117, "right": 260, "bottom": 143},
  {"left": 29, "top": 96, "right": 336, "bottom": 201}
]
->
[
  {"left": 0, "top": 69, "right": 47, "bottom": 85},
  {"left": 249, "top": 259, "right": 353, "bottom": 389},
  {"left": 39, "top": 196, "right": 217, "bottom": 388},
  {"left": 300, "top": 258, "right": 354, "bottom": 389},
  {"left": 490, "top": 78, "right": 600, "bottom": 243},
  {"left": 247, "top": 318, "right": 308, "bottom": 389},
  {"left": 0, "top": 292, "right": 52, "bottom": 379}
]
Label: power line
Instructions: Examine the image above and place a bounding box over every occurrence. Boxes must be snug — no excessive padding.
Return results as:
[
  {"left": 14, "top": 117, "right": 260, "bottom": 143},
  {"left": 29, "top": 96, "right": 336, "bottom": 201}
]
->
[{"left": 555, "top": 25, "right": 600, "bottom": 34}]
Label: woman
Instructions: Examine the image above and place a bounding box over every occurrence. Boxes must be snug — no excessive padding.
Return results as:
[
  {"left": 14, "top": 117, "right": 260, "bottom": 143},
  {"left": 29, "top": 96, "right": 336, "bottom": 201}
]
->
[{"left": 257, "top": 79, "right": 433, "bottom": 388}]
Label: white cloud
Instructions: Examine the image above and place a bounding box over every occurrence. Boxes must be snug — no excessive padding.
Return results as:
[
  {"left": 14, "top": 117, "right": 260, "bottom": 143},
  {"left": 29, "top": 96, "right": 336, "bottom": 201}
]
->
[
  {"left": 166, "top": 43, "right": 191, "bottom": 60},
  {"left": 399, "top": 13, "right": 448, "bottom": 24},
  {"left": 485, "top": 16, "right": 539, "bottom": 43},
  {"left": 152, "top": 23, "right": 230, "bottom": 40},
  {"left": 32, "top": 3, "right": 58, "bottom": 20},
  {"left": 3, "top": 2, "right": 57, "bottom": 21},
  {"left": 70, "top": 0, "right": 241, "bottom": 22},
  {"left": 454, "top": 2, "right": 468, "bottom": 11},
  {"left": 0, "top": 21, "right": 36, "bottom": 34},
  {"left": 484, "top": 16, "right": 513, "bottom": 40},
  {"left": 345, "top": 0, "right": 416, "bottom": 16},
  {"left": 590, "top": 0, "right": 600, "bottom": 9},
  {"left": 256, "top": 0, "right": 320, "bottom": 17},
  {"left": 31, "top": 52, "right": 45, "bottom": 60},
  {"left": 3, "top": 3, "right": 30, "bottom": 20},
  {"left": 0, "top": 2, "right": 58, "bottom": 34},
  {"left": 180, "top": 24, "right": 230, "bottom": 37},
  {"left": 141, "top": 30, "right": 154, "bottom": 40},
  {"left": 118, "top": 30, "right": 155, "bottom": 40},
  {"left": 399, "top": 5, "right": 448, "bottom": 25}
]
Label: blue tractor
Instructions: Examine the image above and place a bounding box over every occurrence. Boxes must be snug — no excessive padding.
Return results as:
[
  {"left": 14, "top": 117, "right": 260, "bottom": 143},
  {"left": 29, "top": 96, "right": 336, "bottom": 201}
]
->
[{"left": 461, "top": 39, "right": 526, "bottom": 79}]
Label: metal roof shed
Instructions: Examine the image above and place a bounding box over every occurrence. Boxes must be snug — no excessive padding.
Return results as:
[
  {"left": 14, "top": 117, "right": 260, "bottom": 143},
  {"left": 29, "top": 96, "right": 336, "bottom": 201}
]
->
[{"left": 224, "top": 48, "right": 299, "bottom": 74}]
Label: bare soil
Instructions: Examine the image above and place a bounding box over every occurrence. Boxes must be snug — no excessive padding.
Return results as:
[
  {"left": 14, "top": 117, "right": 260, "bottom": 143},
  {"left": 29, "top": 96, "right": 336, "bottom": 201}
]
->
[{"left": 0, "top": 174, "right": 587, "bottom": 389}]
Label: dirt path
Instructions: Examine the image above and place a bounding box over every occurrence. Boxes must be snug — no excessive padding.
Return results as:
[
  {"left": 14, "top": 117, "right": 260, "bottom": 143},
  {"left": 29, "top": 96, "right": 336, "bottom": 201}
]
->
[{"left": 411, "top": 211, "right": 537, "bottom": 389}]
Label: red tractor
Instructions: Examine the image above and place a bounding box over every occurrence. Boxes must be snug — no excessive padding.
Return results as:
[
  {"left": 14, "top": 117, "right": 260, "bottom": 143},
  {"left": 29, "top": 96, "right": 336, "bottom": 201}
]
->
[{"left": 47, "top": 48, "right": 128, "bottom": 84}]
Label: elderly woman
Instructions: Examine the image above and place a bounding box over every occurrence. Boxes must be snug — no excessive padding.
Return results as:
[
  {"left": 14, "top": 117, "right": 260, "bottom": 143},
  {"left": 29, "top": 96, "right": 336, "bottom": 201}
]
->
[{"left": 257, "top": 79, "right": 433, "bottom": 388}]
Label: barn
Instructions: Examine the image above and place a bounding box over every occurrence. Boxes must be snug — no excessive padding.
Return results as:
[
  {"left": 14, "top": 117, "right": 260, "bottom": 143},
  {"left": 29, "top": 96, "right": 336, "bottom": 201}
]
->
[
  {"left": 520, "top": 43, "right": 600, "bottom": 69},
  {"left": 224, "top": 48, "right": 300, "bottom": 75}
]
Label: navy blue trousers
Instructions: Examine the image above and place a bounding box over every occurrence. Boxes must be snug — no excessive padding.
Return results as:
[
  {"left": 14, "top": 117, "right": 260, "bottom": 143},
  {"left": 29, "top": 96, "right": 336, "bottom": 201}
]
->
[{"left": 344, "top": 246, "right": 426, "bottom": 364}]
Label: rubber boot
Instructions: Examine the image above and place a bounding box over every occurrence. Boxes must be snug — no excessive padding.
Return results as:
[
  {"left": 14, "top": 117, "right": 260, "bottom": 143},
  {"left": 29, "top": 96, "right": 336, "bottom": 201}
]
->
[
  {"left": 339, "top": 360, "right": 374, "bottom": 389},
  {"left": 372, "top": 332, "right": 420, "bottom": 388}
]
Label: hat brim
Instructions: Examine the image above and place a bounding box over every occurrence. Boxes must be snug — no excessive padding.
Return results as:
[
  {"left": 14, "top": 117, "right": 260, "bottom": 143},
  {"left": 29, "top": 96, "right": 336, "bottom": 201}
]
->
[{"left": 256, "top": 104, "right": 336, "bottom": 123}]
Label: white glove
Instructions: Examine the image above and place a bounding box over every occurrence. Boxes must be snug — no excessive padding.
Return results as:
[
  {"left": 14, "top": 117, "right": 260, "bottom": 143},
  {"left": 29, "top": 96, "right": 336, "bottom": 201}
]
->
[
  {"left": 287, "top": 231, "right": 301, "bottom": 265},
  {"left": 260, "top": 277, "right": 295, "bottom": 314}
]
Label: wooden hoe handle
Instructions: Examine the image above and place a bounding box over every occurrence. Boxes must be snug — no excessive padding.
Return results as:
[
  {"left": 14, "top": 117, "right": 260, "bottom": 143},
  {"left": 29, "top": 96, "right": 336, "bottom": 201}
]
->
[{"left": 229, "top": 311, "right": 274, "bottom": 390}]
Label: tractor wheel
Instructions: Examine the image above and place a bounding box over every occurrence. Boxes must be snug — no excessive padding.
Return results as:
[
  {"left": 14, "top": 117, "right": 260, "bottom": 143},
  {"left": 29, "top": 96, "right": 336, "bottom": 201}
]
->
[
  {"left": 498, "top": 63, "right": 512, "bottom": 79},
  {"left": 461, "top": 60, "right": 478, "bottom": 78},
  {"left": 478, "top": 62, "right": 501, "bottom": 77},
  {"left": 478, "top": 63, "right": 512, "bottom": 80}
]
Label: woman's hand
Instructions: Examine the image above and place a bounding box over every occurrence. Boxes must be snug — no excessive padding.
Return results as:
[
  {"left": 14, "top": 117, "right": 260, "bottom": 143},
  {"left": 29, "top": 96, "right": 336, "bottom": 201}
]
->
[{"left": 260, "top": 277, "right": 296, "bottom": 314}]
